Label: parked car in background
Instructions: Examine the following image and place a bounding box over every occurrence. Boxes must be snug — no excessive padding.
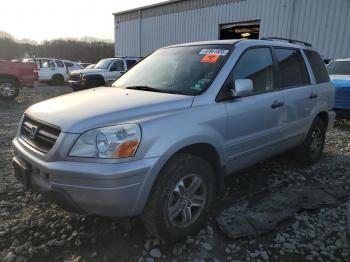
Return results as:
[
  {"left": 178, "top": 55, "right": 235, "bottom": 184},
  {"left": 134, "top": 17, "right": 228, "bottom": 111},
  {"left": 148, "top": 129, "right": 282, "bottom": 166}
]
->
[
  {"left": 68, "top": 57, "right": 141, "bottom": 91},
  {"left": 327, "top": 58, "right": 350, "bottom": 114},
  {"left": 84, "top": 64, "right": 95, "bottom": 69},
  {"left": 62, "top": 60, "right": 83, "bottom": 73},
  {"left": 26, "top": 58, "right": 69, "bottom": 85},
  {"left": 12, "top": 39, "right": 335, "bottom": 242},
  {"left": 79, "top": 63, "right": 93, "bottom": 68},
  {"left": 0, "top": 60, "right": 39, "bottom": 99}
]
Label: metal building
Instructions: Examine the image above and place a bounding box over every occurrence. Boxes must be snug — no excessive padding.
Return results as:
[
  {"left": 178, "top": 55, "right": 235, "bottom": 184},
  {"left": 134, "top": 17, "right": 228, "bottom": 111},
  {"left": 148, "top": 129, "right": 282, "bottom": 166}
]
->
[{"left": 113, "top": 0, "right": 350, "bottom": 60}]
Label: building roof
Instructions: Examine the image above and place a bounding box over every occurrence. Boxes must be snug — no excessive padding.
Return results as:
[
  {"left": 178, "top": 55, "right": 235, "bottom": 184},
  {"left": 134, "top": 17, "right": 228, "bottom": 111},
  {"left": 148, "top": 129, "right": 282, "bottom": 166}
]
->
[{"left": 113, "top": 0, "right": 183, "bottom": 16}]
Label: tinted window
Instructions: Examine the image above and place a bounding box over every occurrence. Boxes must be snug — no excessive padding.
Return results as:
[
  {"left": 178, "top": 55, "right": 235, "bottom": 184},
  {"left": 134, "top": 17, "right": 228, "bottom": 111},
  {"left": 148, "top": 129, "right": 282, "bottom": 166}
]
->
[
  {"left": 126, "top": 60, "right": 137, "bottom": 69},
  {"left": 233, "top": 48, "right": 275, "bottom": 93},
  {"left": 327, "top": 61, "right": 350, "bottom": 75},
  {"left": 304, "top": 50, "right": 330, "bottom": 83},
  {"left": 110, "top": 60, "right": 124, "bottom": 71},
  {"left": 275, "top": 48, "right": 310, "bottom": 88},
  {"left": 56, "top": 60, "right": 64, "bottom": 68}
]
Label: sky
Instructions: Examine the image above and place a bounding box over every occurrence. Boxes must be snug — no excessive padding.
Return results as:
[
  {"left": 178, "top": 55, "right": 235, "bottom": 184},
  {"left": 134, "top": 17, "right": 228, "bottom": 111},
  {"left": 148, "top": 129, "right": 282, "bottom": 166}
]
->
[{"left": 0, "top": 0, "right": 165, "bottom": 42}]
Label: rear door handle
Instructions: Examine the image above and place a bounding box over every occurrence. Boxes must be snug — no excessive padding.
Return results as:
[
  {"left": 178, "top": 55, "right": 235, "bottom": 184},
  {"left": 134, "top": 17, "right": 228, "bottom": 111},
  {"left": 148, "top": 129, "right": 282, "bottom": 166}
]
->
[
  {"left": 309, "top": 93, "right": 318, "bottom": 99},
  {"left": 271, "top": 100, "right": 284, "bottom": 109}
]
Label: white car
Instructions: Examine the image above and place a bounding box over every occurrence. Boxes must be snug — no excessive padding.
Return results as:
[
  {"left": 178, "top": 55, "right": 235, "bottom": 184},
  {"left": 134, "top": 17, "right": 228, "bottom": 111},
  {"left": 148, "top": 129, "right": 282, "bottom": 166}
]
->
[
  {"left": 68, "top": 57, "right": 141, "bottom": 91},
  {"left": 27, "top": 58, "right": 69, "bottom": 85}
]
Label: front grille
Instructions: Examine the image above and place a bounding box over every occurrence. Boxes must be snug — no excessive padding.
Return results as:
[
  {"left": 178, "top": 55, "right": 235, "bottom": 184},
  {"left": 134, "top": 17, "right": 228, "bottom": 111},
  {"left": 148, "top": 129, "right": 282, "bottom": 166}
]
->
[
  {"left": 69, "top": 74, "right": 81, "bottom": 81},
  {"left": 20, "top": 116, "right": 61, "bottom": 153}
]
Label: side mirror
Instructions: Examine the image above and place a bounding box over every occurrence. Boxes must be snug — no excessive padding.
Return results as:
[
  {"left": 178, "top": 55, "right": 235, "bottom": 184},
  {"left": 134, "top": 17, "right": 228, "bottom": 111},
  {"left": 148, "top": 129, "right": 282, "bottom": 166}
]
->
[{"left": 232, "top": 79, "right": 253, "bottom": 97}]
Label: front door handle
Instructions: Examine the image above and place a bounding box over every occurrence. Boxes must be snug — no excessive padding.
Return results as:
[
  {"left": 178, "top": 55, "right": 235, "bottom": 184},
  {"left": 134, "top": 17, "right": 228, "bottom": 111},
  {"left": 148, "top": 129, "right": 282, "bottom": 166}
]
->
[
  {"left": 271, "top": 100, "right": 284, "bottom": 109},
  {"left": 309, "top": 93, "right": 318, "bottom": 99}
]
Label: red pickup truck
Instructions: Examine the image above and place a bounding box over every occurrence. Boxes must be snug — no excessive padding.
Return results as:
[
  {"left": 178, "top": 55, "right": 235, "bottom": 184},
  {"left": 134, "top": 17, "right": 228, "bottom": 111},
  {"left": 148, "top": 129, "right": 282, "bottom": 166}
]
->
[{"left": 0, "top": 60, "right": 39, "bottom": 100}]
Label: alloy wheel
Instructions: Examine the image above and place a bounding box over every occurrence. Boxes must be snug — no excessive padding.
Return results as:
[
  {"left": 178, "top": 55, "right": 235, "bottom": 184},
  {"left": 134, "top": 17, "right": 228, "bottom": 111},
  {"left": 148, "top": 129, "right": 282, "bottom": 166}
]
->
[
  {"left": 0, "top": 82, "right": 16, "bottom": 97},
  {"left": 167, "top": 174, "right": 207, "bottom": 228}
]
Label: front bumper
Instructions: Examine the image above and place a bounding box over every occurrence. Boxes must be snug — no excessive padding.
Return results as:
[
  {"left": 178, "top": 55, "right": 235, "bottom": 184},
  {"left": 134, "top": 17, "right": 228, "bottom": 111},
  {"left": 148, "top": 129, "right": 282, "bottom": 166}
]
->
[
  {"left": 12, "top": 137, "right": 160, "bottom": 217},
  {"left": 68, "top": 80, "right": 85, "bottom": 87}
]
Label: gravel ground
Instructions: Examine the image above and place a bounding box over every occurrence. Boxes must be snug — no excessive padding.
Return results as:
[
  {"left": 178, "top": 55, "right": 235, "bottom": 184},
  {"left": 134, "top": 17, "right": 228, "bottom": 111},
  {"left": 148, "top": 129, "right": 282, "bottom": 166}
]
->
[{"left": 0, "top": 85, "right": 350, "bottom": 262}]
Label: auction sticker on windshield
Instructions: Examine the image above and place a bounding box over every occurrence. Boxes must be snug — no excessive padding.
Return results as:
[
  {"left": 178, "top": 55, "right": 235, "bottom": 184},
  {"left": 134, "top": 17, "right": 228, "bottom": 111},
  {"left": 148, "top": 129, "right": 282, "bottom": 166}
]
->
[
  {"left": 201, "top": 54, "right": 220, "bottom": 63},
  {"left": 199, "top": 49, "right": 229, "bottom": 56}
]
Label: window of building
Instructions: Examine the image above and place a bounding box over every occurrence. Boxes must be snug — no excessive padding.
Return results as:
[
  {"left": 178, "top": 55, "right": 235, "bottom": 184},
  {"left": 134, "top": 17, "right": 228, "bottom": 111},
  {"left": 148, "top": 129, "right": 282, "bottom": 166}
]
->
[
  {"left": 275, "top": 48, "right": 310, "bottom": 88},
  {"left": 220, "top": 21, "right": 260, "bottom": 40},
  {"left": 233, "top": 47, "right": 275, "bottom": 93}
]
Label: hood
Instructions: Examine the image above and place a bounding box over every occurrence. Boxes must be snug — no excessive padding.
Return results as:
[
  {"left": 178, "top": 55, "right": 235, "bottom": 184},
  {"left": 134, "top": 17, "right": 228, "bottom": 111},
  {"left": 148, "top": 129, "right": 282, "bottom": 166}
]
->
[
  {"left": 25, "top": 87, "right": 194, "bottom": 133},
  {"left": 70, "top": 68, "right": 106, "bottom": 75}
]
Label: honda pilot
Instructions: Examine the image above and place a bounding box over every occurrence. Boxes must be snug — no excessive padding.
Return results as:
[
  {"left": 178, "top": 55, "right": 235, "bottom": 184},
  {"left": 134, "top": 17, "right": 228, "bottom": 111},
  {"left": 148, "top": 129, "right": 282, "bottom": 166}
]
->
[{"left": 12, "top": 39, "right": 335, "bottom": 242}]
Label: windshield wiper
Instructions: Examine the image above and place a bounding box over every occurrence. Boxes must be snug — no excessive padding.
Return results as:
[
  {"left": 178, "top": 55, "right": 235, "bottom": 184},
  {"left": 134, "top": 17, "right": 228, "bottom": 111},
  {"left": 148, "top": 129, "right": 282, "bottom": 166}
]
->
[
  {"left": 125, "top": 86, "right": 195, "bottom": 95},
  {"left": 125, "top": 86, "right": 167, "bottom": 93}
]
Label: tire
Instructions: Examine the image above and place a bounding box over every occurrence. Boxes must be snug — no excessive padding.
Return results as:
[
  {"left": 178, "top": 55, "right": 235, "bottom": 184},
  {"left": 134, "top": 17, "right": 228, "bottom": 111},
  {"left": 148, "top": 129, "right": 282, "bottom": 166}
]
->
[
  {"left": 294, "top": 117, "right": 326, "bottom": 165},
  {"left": 50, "top": 75, "right": 64, "bottom": 86},
  {"left": 0, "top": 78, "right": 19, "bottom": 100},
  {"left": 141, "top": 153, "right": 216, "bottom": 242}
]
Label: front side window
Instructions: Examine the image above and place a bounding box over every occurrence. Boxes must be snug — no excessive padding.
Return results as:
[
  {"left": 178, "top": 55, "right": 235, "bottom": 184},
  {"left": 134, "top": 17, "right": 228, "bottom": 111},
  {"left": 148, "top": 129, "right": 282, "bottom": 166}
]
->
[
  {"left": 327, "top": 61, "right": 350, "bottom": 75},
  {"left": 110, "top": 60, "right": 124, "bottom": 71},
  {"left": 112, "top": 45, "right": 233, "bottom": 95},
  {"left": 275, "top": 48, "right": 310, "bottom": 88},
  {"left": 233, "top": 47, "right": 275, "bottom": 93},
  {"left": 304, "top": 50, "right": 330, "bottom": 83}
]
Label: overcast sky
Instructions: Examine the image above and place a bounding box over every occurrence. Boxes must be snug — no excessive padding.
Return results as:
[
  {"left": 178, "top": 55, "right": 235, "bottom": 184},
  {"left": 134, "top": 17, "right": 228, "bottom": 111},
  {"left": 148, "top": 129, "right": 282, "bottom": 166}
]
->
[{"left": 0, "top": 0, "right": 165, "bottom": 42}]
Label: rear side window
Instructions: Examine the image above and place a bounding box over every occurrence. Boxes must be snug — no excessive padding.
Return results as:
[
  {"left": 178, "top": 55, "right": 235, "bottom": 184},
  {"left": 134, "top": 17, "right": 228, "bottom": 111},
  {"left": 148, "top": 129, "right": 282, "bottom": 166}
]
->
[
  {"left": 275, "top": 48, "right": 310, "bottom": 88},
  {"left": 304, "top": 50, "right": 330, "bottom": 83},
  {"left": 56, "top": 60, "right": 64, "bottom": 68},
  {"left": 233, "top": 47, "right": 275, "bottom": 93},
  {"left": 126, "top": 60, "right": 137, "bottom": 69},
  {"left": 64, "top": 62, "right": 74, "bottom": 68}
]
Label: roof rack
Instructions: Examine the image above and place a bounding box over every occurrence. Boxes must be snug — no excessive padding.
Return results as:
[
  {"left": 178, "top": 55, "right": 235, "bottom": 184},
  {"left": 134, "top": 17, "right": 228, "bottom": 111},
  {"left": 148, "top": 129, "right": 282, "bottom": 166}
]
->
[{"left": 260, "top": 37, "right": 312, "bottom": 47}]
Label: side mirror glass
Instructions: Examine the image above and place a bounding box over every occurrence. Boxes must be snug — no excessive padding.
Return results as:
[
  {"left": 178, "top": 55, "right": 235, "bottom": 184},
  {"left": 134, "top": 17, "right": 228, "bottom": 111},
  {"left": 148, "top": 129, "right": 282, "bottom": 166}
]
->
[{"left": 232, "top": 79, "right": 253, "bottom": 97}]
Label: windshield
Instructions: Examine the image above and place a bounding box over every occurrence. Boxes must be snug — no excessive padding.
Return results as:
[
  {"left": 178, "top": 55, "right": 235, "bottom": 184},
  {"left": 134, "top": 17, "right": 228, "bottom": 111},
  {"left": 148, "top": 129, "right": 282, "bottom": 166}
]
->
[
  {"left": 112, "top": 45, "right": 233, "bottom": 95},
  {"left": 327, "top": 61, "right": 350, "bottom": 75},
  {"left": 95, "top": 59, "right": 114, "bottom": 70}
]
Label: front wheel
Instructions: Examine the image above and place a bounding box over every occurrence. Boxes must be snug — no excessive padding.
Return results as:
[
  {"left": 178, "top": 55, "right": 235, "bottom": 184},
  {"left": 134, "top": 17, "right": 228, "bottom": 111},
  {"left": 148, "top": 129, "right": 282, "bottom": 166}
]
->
[
  {"left": 294, "top": 117, "right": 326, "bottom": 165},
  {"left": 141, "top": 153, "right": 215, "bottom": 242},
  {"left": 0, "top": 78, "right": 19, "bottom": 100}
]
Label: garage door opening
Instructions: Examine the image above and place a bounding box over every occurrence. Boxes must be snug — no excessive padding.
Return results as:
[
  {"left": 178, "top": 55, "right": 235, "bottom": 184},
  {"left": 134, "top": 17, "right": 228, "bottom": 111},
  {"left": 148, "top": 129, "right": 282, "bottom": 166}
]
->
[{"left": 220, "top": 21, "right": 260, "bottom": 40}]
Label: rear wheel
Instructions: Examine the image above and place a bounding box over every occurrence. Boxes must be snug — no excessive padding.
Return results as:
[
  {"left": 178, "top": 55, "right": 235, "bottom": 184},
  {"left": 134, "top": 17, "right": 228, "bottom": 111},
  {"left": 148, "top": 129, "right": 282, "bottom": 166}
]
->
[
  {"left": 294, "top": 117, "right": 326, "bottom": 165},
  {"left": 141, "top": 153, "right": 215, "bottom": 242},
  {"left": 0, "top": 78, "right": 19, "bottom": 100},
  {"left": 50, "top": 75, "right": 64, "bottom": 86}
]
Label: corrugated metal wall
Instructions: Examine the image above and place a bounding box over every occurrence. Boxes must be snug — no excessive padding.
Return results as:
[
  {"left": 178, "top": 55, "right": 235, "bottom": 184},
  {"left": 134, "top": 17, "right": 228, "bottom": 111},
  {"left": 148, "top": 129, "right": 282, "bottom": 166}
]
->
[{"left": 114, "top": 0, "right": 350, "bottom": 59}]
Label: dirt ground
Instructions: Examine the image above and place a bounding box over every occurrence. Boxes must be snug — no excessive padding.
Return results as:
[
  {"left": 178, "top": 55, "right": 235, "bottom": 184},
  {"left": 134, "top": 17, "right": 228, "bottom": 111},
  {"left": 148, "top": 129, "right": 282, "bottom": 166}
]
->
[{"left": 0, "top": 85, "right": 350, "bottom": 262}]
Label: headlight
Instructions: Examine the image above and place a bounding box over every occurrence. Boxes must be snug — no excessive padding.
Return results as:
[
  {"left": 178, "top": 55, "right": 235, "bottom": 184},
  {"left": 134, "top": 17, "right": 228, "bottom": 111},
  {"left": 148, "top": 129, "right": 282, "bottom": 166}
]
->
[{"left": 69, "top": 124, "right": 141, "bottom": 158}]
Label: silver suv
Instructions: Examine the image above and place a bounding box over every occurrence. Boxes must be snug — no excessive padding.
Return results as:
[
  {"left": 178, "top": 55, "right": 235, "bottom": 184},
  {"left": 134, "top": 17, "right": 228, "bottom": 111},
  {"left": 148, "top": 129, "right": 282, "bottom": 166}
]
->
[{"left": 12, "top": 39, "right": 335, "bottom": 242}]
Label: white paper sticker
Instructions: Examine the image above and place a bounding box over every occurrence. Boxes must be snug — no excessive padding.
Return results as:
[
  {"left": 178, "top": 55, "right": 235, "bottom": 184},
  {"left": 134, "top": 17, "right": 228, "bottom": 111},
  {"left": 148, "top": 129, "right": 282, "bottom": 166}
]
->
[{"left": 199, "top": 49, "right": 229, "bottom": 56}]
